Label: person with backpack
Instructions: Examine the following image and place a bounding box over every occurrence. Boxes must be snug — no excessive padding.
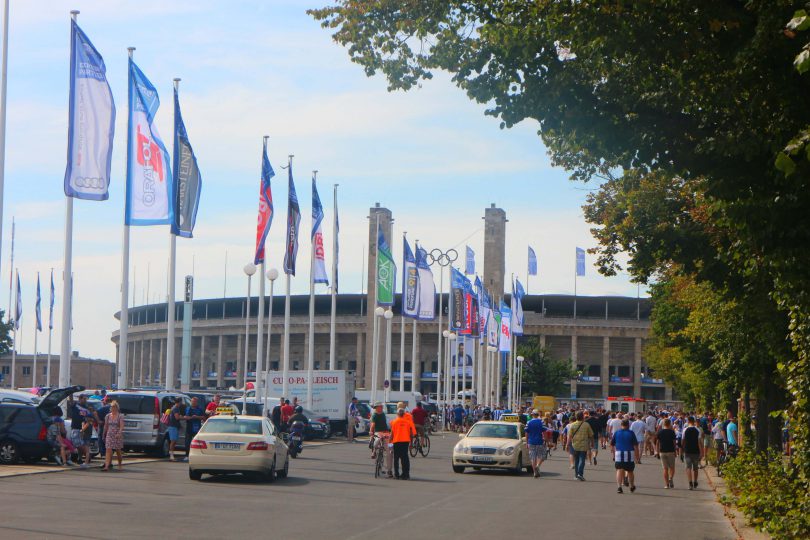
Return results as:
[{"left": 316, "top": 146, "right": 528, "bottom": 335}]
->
[
  {"left": 567, "top": 411, "right": 594, "bottom": 481},
  {"left": 681, "top": 416, "right": 704, "bottom": 490}
]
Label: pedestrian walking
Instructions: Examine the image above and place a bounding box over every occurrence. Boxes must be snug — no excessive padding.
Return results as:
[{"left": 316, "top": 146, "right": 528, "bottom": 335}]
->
[
  {"left": 629, "top": 413, "right": 647, "bottom": 464},
  {"left": 682, "top": 416, "right": 704, "bottom": 490},
  {"left": 102, "top": 400, "right": 124, "bottom": 471},
  {"left": 525, "top": 410, "right": 547, "bottom": 478},
  {"left": 611, "top": 418, "right": 639, "bottom": 493},
  {"left": 656, "top": 418, "right": 677, "bottom": 488},
  {"left": 95, "top": 397, "right": 112, "bottom": 460},
  {"left": 567, "top": 411, "right": 594, "bottom": 481},
  {"left": 168, "top": 397, "right": 185, "bottom": 461},
  {"left": 390, "top": 408, "right": 415, "bottom": 480},
  {"left": 347, "top": 396, "right": 359, "bottom": 442}
]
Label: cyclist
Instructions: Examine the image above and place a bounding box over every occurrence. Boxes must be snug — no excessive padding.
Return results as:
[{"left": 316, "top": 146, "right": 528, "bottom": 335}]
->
[
  {"left": 411, "top": 402, "right": 428, "bottom": 447},
  {"left": 369, "top": 402, "right": 393, "bottom": 478}
]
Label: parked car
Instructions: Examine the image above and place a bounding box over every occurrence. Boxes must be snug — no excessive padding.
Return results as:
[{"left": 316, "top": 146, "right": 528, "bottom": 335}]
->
[
  {"left": 105, "top": 390, "right": 191, "bottom": 456},
  {"left": 300, "top": 408, "right": 332, "bottom": 440},
  {"left": 0, "top": 386, "right": 85, "bottom": 464},
  {"left": 0, "top": 389, "right": 40, "bottom": 405}
]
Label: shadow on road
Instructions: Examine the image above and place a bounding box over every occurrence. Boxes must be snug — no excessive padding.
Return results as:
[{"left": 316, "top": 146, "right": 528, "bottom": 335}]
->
[{"left": 199, "top": 474, "right": 311, "bottom": 487}]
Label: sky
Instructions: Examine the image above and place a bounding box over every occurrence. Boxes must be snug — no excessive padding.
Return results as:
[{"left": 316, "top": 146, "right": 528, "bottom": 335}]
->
[{"left": 2, "top": 0, "right": 644, "bottom": 361}]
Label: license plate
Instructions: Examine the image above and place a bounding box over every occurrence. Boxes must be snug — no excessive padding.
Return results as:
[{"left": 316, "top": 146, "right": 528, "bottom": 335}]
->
[
  {"left": 471, "top": 456, "right": 494, "bottom": 462},
  {"left": 213, "top": 442, "right": 241, "bottom": 451},
  {"left": 124, "top": 421, "right": 138, "bottom": 428}
]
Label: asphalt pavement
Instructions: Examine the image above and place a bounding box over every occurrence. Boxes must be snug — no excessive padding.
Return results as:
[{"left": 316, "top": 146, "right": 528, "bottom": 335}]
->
[{"left": 0, "top": 435, "right": 737, "bottom": 540}]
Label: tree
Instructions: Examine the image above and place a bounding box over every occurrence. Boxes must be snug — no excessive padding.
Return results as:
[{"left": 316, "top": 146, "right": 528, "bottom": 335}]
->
[
  {"left": 515, "top": 338, "right": 573, "bottom": 397},
  {"left": 0, "top": 310, "right": 12, "bottom": 357}
]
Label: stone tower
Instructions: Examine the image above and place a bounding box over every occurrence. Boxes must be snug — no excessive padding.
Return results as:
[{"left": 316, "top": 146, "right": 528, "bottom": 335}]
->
[
  {"left": 483, "top": 203, "right": 507, "bottom": 299},
  {"left": 363, "top": 203, "right": 393, "bottom": 390}
]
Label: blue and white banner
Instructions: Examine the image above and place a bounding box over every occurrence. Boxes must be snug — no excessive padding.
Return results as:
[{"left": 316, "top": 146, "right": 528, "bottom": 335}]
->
[
  {"left": 475, "top": 275, "right": 487, "bottom": 343},
  {"left": 415, "top": 244, "right": 435, "bottom": 320},
  {"left": 49, "top": 270, "right": 55, "bottom": 331},
  {"left": 511, "top": 278, "right": 525, "bottom": 336},
  {"left": 311, "top": 176, "right": 328, "bottom": 285},
  {"left": 528, "top": 246, "right": 538, "bottom": 276},
  {"left": 35, "top": 274, "right": 42, "bottom": 332},
  {"left": 254, "top": 143, "right": 275, "bottom": 265},
  {"left": 126, "top": 59, "right": 172, "bottom": 225},
  {"left": 171, "top": 88, "right": 202, "bottom": 238},
  {"left": 498, "top": 301, "right": 512, "bottom": 353},
  {"left": 576, "top": 247, "right": 586, "bottom": 277},
  {"left": 402, "top": 237, "right": 418, "bottom": 318},
  {"left": 486, "top": 307, "right": 498, "bottom": 349},
  {"left": 465, "top": 245, "right": 475, "bottom": 275},
  {"left": 283, "top": 163, "right": 301, "bottom": 275},
  {"left": 14, "top": 273, "right": 21, "bottom": 331},
  {"left": 64, "top": 20, "right": 116, "bottom": 201}
]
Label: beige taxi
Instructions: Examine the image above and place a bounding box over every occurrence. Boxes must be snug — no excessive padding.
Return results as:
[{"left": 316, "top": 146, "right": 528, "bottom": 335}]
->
[
  {"left": 452, "top": 420, "right": 532, "bottom": 474},
  {"left": 188, "top": 414, "right": 289, "bottom": 481}
]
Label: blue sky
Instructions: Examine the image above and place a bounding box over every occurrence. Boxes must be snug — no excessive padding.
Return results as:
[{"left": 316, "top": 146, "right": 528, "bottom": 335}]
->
[{"left": 4, "top": 0, "right": 642, "bottom": 360}]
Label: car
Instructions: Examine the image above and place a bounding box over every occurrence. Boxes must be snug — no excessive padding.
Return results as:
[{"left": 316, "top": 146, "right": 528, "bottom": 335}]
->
[
  {"left": 451, "top": 420, "right": 532, "bottom": 474},
  {"left": 0, "top": 389, "right": 40, "bottom": 405},
  {"left": 188, "top": 414, "right": 289, "bottom": 481},
  {"left": 0, "top": 386, "right": 85, "bottom": 464},
  {"left": 298, "top": 408, "right": 331, "bottom": 440},
  {"left": 104, "top": 390, "right": 191, "bottom": 456}
]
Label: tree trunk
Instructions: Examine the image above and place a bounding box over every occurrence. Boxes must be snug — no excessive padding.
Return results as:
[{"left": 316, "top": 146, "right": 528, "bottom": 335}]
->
[
  {"left": 755, "top": 383, "right": 768, "bottom": 454},
  {"left": 766, "top": 375, "right": 783, "bottom": 450}
]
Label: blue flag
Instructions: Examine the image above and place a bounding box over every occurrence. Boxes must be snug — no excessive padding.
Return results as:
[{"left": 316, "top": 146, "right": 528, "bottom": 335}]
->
[
  {"left": 64, "top": 20, "right": 115, "bottom": 201},
  {"left": 171, "top": 87, "right": 202, "bottom": 238},
  {"left": 311, "top": 177, "right": 328, "bottom": 285},
  {"left": 450, "top": 267, "right": 466, "bottom": 330},
  {"left": 253, "top": 143, "right": 275, "bottom": 265},
  {"left": 576, "top": 247, "right": 586, "bottom": 277},
  {"left": 528, "top": 246, "right": 538, "bottom": 276},
  {"left": 512, "top": 278, "right": 525, "bottom": 336},
  {"left": 283, "top": 162, "right": 301, "bottom": 275},
  {"left": 415, "top": 244, "right": 435, "bottom": 320},
  {"left": 126, "top": 59, "right": 173, "bottom": 225},
  {"left": 35, "top": 274, "right": 42, "bottom": 332},
  {"left": 49, "top": 270, "right": 55, "bottom": 331},
  {"left": 14, "top": 272, "right": 21, "bottom": 331},
  {"left": 465, "top": 246, "right": 475, "bottom": 275}
]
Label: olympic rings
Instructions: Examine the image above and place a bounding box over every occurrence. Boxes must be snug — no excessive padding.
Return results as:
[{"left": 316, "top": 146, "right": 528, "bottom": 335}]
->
[{"left": 427, "top": 248, "right": 458, "bottom": 267}]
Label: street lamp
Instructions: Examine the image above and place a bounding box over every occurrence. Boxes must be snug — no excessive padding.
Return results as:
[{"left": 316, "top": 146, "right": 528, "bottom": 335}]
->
[
  {"left": 261, "top": 268, "right": 279, "bottom": 418},
  {"left": 371, "top": 306, "right": 385, "bottom": 404},
  {"left": 384, "top": 308, "right": 394, "bottom": 402},
  {"left": 241, "top": 263, "right": 257, "bottom": 409},
  {"left": 516, "top": 355, "right": 525, "bottom": 410}
]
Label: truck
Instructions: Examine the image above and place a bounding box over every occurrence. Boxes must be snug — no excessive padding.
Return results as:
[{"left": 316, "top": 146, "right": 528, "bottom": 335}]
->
[{"left": 262, "top": 370, "right": 356, "bottom": 435}]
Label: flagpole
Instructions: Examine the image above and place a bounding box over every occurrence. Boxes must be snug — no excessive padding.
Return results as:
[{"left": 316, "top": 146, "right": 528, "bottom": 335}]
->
[
  {"left": 46, "top": 269, "right": 53, "bottom": 387},
  {"left": 574, "top": 256, "right": 577, "bottom": 319},
  {"left": 255, "top": 135, "right": 269, "bottom": 403},
  {"left": 282, "top": 155, "right": 293, "bottom": 399},
  {"left": 306, "top": 171, "right": 317, "bottom": 409},
  {"left": 0, "top": 0, "right": 9, "bottom": 296},
  {"left": 436, "top": 264, "right": 443, "bottom": 408},
  {"left": 117, "top": 45, "right": 135, "bottom": 390},
  {"left": 10, "top": 268, "right": 16, "bottom": 387},
  {"left": 6, "top": 216, "right": 12, "bottom": 322},
  {"left": 399, "top": 231, "right": 406, "bottom": 393},
  {"left": 32, "top": 273, "right": 38, "bottom": 387},
  {"left": 384, "top": 308, "right": 392, "bottom": 403},
  {"left": 164, "top": 77, "right": 181, "bottom": 391},
  {"left": 261, "top": 268, "right": 278, "bottom": 418},
  {"left": 329, "top": 183, "right": 338, "bottom": 370},
  {"left": 411, "top": 317, "right": 417, "bottom": 394},
  {"left": 370, "top": 213, "right": 380, "bottom": 404}
]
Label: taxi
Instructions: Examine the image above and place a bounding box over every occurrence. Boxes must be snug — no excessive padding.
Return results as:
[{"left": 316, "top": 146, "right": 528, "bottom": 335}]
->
[
  {"left": 452, "top": 420, "right": 532, "bottom": 474},
  {"left": 188, "top": 414, "right": 289, "bottom": 482}
]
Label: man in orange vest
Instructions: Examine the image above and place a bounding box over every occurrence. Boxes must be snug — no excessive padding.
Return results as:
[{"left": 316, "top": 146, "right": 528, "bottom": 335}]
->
[{"left": 390, "top": 408, "right": 416, "bottom": 480}]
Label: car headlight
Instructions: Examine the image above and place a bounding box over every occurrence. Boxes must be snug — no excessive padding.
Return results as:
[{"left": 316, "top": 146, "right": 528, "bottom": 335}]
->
[
  {"left": 454, "top": 445, "right": 468, "bottom": 454},
  {"left": 504, "top": 446, "right": 515, "bottom": 456}
]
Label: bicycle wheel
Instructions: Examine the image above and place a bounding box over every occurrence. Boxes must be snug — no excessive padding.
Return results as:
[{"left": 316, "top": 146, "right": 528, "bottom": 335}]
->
[
  {"left": 375, "top": 452, "right": 383, "bottom": 478},
  {"left": 409, "top": 438, "right": 419, "bottom": 457},
  {"left": 419, "top": 436, "right": 431, "bottom": 457}
]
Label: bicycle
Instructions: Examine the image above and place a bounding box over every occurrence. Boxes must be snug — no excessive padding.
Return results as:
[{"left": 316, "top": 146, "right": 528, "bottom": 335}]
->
[
  {"left": 409, "top": 427, "right": 430, "bottom": 457},
  {"left": 372, "top": 434, "right": 389, "bottom": 478}
]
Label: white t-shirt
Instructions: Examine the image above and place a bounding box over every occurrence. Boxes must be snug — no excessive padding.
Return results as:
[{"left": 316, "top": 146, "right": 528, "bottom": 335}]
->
[
  {"left": 712, "top": 421, "right": 726, "bottom": 441},
  {"left": 630, "top": 419, "right": 647, "bottom": 442},
  {"left": 607, "top": 418, "right": 622, "bottom": 434},
  {"left": 645, "top": 415, "right": 657, "bottom": 433}
]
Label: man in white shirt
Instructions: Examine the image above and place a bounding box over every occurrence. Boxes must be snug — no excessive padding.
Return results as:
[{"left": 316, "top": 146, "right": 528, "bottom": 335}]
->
[
  {"left": 630, "top": 413, "right": 648, "bottom": 462},
  {"left": 644, "top": 412, "right": 658, "bottom": 456}
]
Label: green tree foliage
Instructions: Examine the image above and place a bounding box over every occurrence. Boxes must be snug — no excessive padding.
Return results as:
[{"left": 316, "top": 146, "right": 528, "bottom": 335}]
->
[
  {"left": 515, "top": 338, "right": 573, "bottom": 397},
  {"left": 0, "top": 310, "right": 13, "bottom": 357}
]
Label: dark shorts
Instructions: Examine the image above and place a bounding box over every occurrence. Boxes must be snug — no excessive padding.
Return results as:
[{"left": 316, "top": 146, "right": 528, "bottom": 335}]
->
[{"left": 615, "top": 460, "right": 635, "bottom": 471}]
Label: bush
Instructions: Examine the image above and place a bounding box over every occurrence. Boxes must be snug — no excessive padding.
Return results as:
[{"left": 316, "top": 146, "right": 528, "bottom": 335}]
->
[{"left": 721, "top": 448, "right": 810, "bottom": 540}]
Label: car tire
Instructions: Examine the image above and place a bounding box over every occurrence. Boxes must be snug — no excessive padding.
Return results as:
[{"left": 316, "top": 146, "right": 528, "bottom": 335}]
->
[
  {"left": 189, "top": 469, "right": 202, "bottom": 481},
  {"left": 0, "top": 439, "right": 19, "bottom": 465},
  {"left": 153, "top": 437, "right": 170, "bottom": 458},
  {"left": 264, "top": 457, "right": 276, "bottom": 483},
  {"left": 277, "top": 454, "right": 289, "bottom": 479},
  {"left": 452, "top": 465, "right": 465, "bottom": 474}
]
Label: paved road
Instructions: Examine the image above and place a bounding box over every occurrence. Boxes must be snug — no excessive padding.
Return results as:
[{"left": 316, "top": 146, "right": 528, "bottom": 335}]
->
[{"left": 0, "top": 435, "right": 736, "bottom": 540}]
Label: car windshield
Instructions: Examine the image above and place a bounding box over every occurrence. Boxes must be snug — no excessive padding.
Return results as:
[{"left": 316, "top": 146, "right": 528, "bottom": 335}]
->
[
  {"left": 199, "top": 418, "right": 263, "bottom": 435},
  {"left": 466, "top": 424, "right": 519, "bottom": 440}
]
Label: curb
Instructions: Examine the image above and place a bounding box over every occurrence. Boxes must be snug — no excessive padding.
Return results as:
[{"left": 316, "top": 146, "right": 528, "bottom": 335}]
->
[
  {"left": 702, "top": 464, "right": 770, "bottom": 540},
  {"left": 0, "top": 457, "right": 162, "bottom": 479}
]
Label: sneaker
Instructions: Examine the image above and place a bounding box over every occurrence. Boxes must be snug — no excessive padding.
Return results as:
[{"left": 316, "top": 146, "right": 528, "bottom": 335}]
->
[
  {"left": 664, "top": 484, "right": 670, "bottom": 489},
  {"left": 617, "top": 486, "right": 623, "bottom": 493},
  {"left": 689, "top": 482, "right": 694, "bottom": 490},
  {"left": 577, "top": 475, "right": 585, "bottom": 481},
  {"left": 593, "top": 457, "right": 597, "bottom": 466},
  {"left": 387, "top": 472, "right": 394, "bottom": 478},
  {"left": 669, "top": 479, "right": 674, "bottom": 488},
  {"left": 66, "top": 460, "right": 75, "bottom": 466},
  {"left": 630, "top": 485, "right": 636, "bottom": 493},
  {"left": 623, "top": 477, "right": 629, "bottom": 487},
  {"left": 533, "top": 470, "right": 539, "bottom": 478},
  {"left": 54, "top": 455, "right": 63, "bottom": 466},
  {"left": 79, "top": 463, "right": 89, "bottom": 469},
  {"left": 693, "top": 481, "right": 698, "bottom": 489},
  {"left": 569, "top": 464, "right": 574, "bottom": 469}
]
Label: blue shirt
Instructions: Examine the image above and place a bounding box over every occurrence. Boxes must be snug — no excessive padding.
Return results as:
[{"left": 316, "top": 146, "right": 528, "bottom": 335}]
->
[
  {"left": 453, "top": 406, "right": 464, "bottom": 421},
  {"left": 727, "top": 422, "right": 738, "bottom": 446},
  {"left": 611, "top": 428, "right": 638, "bottom": 452},
  {"left": 185, "top": 406, "right": 205, "bottom": 434},
  {"left": 525, "top": 418, "right": 546, "bottom": 446}
]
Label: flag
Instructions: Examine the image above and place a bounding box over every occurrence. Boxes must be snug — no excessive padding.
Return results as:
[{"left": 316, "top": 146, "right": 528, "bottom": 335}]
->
[
  {"left": 253, "top": 143, "right": 275, "bottom": 265},
  {"left": 171, "top": 87, "right": 202, "bottom": 238},
  {"left": 64, "top": 20, "right": 115, "bottom": 201},
  {"left": 14, "top": 273, "right": 21, "bottom": 331},
  {"left": 311, "top": 176, "right": 328, "bottom": 285},
  {"left": 415, "top": 244, "right": 435, "bottom": 320},
  {"left": 512, "top": 278, "right": 525, "bottom": 336},
  {"left": 402, "top": 237, "right": 419, "bottom": 318},
  {"left": 49, "top": 270, "right": 55, "bottom": 331},
  {"left": 576, "top": 247, "right": 586, "bottom": 277},
  {"left": 475, "top": 276, "right": 487, "bottom": 342},
  {"left": 465, "top": 245, "right": 475, "bottom": 275},
  {"left": 376, "top": 223, "right": 396, "bottom": 306},
  {"left": 486, "top": 308, "right": 499, "bottom": 349},
  {"left": 125, "top": 59, "right": 173, "bottom": 225},
  {"left": 283, "top": 163, "right": 301, "bottom": 275},
  {"left": 450, "top": 267, "right": 466, "bottom": 330},
  {"left": 35, "top": 274, "right": 42, "bottom": 332},
  {"left": 528, "top": 246, "right": 538, "bottom": 276},
  {"left": 498, "top": 301, "right": 512, "bottom": 353}
]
